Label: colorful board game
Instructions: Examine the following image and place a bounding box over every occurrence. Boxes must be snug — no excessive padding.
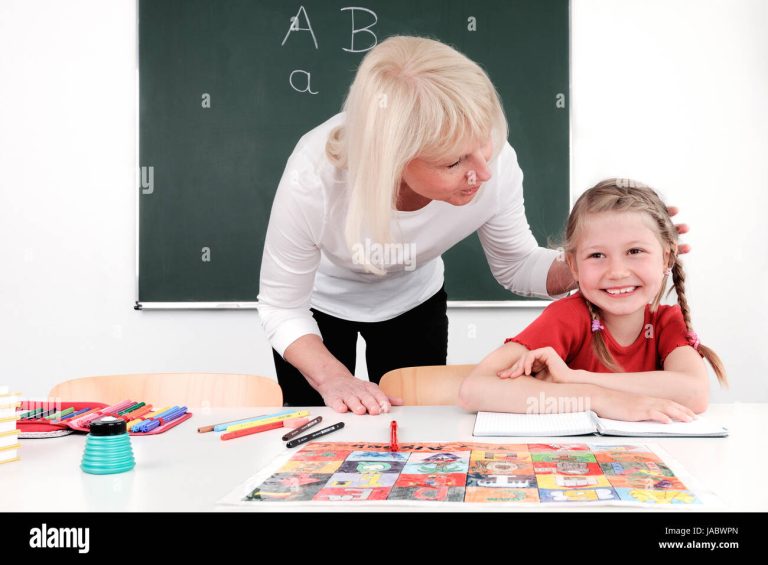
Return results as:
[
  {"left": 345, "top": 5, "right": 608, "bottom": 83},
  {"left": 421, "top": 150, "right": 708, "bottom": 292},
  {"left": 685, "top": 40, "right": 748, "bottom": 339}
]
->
[{"left": 223, "top": 441, "right": 707, "bottom": 507}]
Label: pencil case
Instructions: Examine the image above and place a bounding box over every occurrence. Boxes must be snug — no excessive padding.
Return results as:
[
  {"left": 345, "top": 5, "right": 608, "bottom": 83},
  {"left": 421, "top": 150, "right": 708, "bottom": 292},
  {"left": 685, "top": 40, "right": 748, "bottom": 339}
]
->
[
  {"left": 17, "top": 401, "right": 107, "bottom": 438},
  {"left": 17, "top": 400, "right": 193, "bottom": 437}
]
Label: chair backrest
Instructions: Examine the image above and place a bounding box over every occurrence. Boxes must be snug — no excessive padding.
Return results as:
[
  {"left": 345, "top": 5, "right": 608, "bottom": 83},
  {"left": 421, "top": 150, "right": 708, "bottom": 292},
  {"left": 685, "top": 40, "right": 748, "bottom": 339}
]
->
[
  {"left": 379, "top": 364, "right": 475, "bottom": 406},
  {"left": 48, "top": 373, "right": 282, "bottom": 409}
]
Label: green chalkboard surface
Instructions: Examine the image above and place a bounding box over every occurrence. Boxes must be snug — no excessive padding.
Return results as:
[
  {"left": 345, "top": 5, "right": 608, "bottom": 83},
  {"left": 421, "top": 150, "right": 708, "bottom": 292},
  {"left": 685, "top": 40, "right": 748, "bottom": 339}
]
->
[{"left": 138, "top": 0, "right": 569, "bottom": 306}]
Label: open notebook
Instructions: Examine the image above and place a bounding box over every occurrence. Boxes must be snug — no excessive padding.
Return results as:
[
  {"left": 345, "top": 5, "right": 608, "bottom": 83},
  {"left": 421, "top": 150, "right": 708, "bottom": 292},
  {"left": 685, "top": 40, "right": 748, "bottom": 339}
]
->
[{"left": 473, "top": 411, "right": 728, "bottom": 438}]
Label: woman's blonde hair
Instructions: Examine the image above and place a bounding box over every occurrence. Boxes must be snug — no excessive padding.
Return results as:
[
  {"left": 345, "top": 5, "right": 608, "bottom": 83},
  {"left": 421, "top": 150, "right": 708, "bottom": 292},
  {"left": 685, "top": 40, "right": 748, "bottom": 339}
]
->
[
  {"left": 565, "top": 179, "right": 728, "bottom": 386},
  {"left": 326, "top": 35, "right": 508, "bottom": 273}
]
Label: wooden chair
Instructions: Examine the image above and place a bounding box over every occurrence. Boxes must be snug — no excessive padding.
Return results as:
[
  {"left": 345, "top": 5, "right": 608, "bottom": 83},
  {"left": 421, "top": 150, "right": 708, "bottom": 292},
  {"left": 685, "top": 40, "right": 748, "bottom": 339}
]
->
[
  {"left": 379, "top": 364, "right": 475, "bottom": 406},
  {"left": 48, "top": 373, "right": 282, "bottom": 409}
]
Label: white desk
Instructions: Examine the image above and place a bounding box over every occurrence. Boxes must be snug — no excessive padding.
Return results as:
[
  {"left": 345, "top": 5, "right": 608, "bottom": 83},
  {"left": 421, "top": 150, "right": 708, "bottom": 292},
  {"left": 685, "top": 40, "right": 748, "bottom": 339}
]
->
[{"left": 1, "top": 403, "right": 764, "bottom": 512}]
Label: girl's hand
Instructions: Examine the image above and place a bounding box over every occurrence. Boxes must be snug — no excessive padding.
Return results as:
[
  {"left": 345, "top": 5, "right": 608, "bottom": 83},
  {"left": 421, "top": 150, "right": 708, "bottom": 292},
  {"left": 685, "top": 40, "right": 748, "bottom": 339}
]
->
[
  {"left": 596, "top": 390, "right": 695, "bottom": 424},
  {"left": 497, "top": 347, "right": 575, "bottom": 384}
]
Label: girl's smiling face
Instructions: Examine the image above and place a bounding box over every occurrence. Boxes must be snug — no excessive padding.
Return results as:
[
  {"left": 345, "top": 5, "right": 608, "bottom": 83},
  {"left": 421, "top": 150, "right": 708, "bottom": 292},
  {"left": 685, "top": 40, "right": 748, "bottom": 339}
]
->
[{"left": 567, "top": 211, "right": 673, "bottom": 320}]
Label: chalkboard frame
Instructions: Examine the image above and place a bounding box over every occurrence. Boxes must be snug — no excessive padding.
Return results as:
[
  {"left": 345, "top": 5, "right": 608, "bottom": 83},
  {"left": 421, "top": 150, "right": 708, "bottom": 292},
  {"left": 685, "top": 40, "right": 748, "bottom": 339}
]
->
[{"left": 135, "top": 0, "right": 571, "bottom": 310}]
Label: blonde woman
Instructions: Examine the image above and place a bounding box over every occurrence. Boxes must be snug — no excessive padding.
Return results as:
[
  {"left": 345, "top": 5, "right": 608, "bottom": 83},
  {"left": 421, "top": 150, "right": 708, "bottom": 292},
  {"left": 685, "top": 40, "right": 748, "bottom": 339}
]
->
[{"left": 258, "top": 37, "right": 685, "bottom": 414}]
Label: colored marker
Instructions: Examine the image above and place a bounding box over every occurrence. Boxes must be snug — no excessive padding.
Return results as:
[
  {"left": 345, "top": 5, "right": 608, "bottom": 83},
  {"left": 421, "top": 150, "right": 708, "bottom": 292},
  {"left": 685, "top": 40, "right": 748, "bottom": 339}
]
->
[
  {"left": 61, "top": 407, "right": 91, "bottom": 421},
  {"left": 150, "top": 406, "right": 180, "bottom": 419},
  {"left": 160, "top": 406, "right": 187, "bottom": 423},
  {"left": 286, "top": 422, "right": 345, "bottom": 449},
  {"left": 85, "top": 400, "right": 134, "bottom": 421},
  {"left": 146, "top": 406, "right": 172, "bottom": 418},
  {"left": 221, "top": 421, "right": 284, "bottom": 441},
  {"left": 282, "top": 416, "right": 322, "bottom": 441},
  {"left": 225, "top": 410, "right": 309, "bottom": 432},
  {"left": 202, "top": 409, "right": 297, "bottom": 433},
  {"left": 69, "top": 407, "right": 107, "bottom": 427},
  {"left": 121, "top": 405, "right": 152, "bottom": 422},
  {"left": 73, "top": 401, "right": 131, "bottom": 427},
  {"left": 135, "top": 406, "right": 187, "bottom": 433},
  {"left": 123, "top": 406, "right": 153, "bottom": 430},
  {"left": 138, "top": 419, "right": 161, "bottom": 433},
  {"left": 126, "top": 418, "right": 143, "bottom": 432},
  {"left": 210, "top": 409, "right": 298, "bottom": 432},
  {"left": 47, "top": 407, "right": 75, "bottom": 421},
  {"left": 128, "top": 406, "right": 171, "bottom": 432},
  {"left": 219, "top": 410, "right": 308, "bottom": 432},
  {"left": 20, "top": 408, "right": 44, "bottom": 420},
  {"left": 118, "top": 402, "right": 146, "bottom": 416},
  {"left": 132, "top": 406, "right": 177, "bottom": 433},
  {"left": 390, "top": 420, "right": 399, "bottom": 452}
]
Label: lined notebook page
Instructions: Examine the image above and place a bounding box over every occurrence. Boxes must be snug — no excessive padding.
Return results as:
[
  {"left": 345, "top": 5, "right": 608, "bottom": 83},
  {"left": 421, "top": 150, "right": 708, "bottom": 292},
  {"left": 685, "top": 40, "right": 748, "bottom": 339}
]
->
[
  {"left": 595, "top": 416, "right": 729, "bottom": 437},
  {"left": 473, "top": 411, "right": 598, "bottom": 437}
]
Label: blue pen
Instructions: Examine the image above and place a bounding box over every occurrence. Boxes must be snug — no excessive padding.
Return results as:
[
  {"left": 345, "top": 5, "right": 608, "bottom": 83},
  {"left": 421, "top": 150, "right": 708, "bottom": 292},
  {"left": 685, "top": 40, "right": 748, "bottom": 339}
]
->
[
  {"left": 158, "top": 406, "right": 187, "bottom": 424},
  {"left": 131, "top": 408, "right": 171, "bottom": 433},
  {"left": 135, "top": 418, "right": 157, "bottom": 433},
  {"left": 135, "top": 411, "right": 163, "bottom": 433},
  {"left": 133, "top": 413, "right": 157, "bottom": 433},
  {"left": 163, "top": 406, "right": 185, "bottom": 418},
  {"left": 140, "top": 408, "right": 186, "bottom": 433},
  {"left": 212, "top": 409, "right": 296, "bottom": 432},
  {"left": 135, "top": 406, "right": 187, "bottom": 433},
  {"left": 141, "top": 419, "right": 161, "bottom": 433}
]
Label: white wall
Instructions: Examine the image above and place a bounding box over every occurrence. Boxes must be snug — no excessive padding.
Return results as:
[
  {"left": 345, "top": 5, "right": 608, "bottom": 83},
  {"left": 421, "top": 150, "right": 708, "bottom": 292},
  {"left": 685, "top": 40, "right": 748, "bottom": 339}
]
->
[{"left": 1, "top": 0, "right": 766, "bottom": 402}]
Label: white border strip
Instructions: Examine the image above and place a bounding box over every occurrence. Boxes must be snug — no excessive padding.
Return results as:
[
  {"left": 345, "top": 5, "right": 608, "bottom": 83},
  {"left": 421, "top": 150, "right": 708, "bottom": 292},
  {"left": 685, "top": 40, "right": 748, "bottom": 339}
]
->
[
  {"left": 134, "top": 3, "right": 141, "bottom": 307},
  {"left": 135, "top": 300, "right": 552, "bottom": 310}
]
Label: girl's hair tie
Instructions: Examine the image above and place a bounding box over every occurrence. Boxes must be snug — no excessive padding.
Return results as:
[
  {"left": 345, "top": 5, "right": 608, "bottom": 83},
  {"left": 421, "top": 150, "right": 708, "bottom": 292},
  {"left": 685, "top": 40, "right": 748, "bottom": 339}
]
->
[
  {"left": 686, "top": 331, "right": 700, "bottom": 350},
  {"left": 591, "top": 319, "right": 604, "bottom": 333},
  {"left": 663, "top": 267, "right": 672, "bottom": 277}
]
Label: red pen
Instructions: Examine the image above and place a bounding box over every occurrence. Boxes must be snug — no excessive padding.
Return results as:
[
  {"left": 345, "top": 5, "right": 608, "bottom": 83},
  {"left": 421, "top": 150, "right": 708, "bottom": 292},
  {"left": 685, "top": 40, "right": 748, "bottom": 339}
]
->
[{"left": 390, "top": 420, "right": 399, "bottom": 452}]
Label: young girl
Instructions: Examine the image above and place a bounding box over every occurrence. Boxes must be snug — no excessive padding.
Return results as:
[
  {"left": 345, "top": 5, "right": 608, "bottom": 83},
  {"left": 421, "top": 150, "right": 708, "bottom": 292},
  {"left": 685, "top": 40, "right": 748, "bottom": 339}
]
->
[{"left": 458, "top": 179, "right": 728, "bottom": 423}]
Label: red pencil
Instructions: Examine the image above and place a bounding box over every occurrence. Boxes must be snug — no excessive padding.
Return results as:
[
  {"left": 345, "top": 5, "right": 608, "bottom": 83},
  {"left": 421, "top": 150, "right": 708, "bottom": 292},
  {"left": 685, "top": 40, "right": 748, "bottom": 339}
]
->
[{"left": 220, "top": 421, "right": 283, "bottom": 441}]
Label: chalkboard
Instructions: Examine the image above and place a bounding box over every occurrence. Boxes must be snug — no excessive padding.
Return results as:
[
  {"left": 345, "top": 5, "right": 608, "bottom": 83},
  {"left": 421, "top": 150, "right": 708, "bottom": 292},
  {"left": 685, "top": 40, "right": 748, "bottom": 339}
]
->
[{"left": 137, "top": 0, "right": 569, "bottom": 307}]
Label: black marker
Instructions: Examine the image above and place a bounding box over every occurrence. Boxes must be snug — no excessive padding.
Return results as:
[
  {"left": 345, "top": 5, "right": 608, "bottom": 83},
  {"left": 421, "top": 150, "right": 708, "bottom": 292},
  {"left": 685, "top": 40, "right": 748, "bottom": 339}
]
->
[
  {"left": 286, "top": 422, "right": 345, "bottom": 448},
  {"left": 282, "top": 416, "right": 323, "bottom": 441}
]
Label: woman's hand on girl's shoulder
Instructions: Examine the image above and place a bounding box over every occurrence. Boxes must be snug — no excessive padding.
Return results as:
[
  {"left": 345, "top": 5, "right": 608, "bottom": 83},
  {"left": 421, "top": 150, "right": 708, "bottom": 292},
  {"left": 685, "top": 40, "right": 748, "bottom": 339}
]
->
[{"left": 667, "top": 206, "right": 691, "bottom": 254}]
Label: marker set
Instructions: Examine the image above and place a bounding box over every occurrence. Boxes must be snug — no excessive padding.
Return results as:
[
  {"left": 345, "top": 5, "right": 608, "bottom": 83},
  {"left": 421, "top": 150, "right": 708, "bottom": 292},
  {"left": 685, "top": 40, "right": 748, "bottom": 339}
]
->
[
  {"left": 199, "top": 409, "right": 311, "bottom": 441},
  {"left": 285, "top": 420, "right": 344, "bottom": 448},
  {"left": 199, "top": 409, "right": 344, "bottom": 446},
  {"left": 17, "top": 400, "right": 192, "bottom": 437}
]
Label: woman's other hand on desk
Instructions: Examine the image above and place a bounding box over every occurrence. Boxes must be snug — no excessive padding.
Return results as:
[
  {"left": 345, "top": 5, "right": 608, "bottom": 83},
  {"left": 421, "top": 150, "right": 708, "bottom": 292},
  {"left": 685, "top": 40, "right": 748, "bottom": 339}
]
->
[{"left": 317, "top": 375, "right": 403, "bottom": 416}]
